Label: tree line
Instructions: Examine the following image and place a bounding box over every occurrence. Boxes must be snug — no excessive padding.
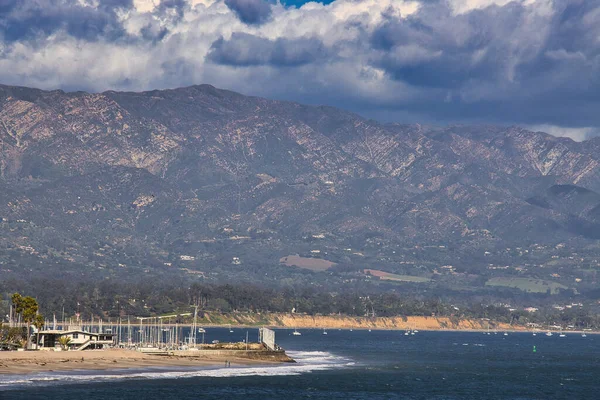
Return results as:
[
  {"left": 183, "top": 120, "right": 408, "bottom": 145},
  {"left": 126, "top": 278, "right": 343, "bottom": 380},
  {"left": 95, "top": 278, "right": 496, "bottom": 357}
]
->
[{"left": 1, "top": 277, "right": 598, "bottom": 331}]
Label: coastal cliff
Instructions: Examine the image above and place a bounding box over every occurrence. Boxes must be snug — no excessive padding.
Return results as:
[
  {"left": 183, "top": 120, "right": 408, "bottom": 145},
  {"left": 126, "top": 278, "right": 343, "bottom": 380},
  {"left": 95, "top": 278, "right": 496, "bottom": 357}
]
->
[{"left": 197, "top": 312, "right": 522, "bottom": 331}]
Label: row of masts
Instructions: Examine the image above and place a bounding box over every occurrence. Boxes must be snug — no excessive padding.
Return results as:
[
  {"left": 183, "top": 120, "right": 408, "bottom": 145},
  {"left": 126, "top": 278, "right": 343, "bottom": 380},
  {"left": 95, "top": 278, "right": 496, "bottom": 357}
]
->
[{"left": 6, "top": 304, "right": 211, "bottom": 349}]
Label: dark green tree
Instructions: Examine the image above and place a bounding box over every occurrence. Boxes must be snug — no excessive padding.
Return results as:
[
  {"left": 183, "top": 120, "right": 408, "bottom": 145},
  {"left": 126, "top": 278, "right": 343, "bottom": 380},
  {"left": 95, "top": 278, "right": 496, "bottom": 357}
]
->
[{"left": 12, "top": 293, "right": 40, "bottom": 350}]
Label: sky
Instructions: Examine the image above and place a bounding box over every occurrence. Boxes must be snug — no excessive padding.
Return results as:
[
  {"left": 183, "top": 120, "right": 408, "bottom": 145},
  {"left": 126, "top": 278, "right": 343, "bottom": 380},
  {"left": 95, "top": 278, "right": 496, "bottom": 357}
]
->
[{"left": 0, "top": 0, "right": 599, "bottom": 140}]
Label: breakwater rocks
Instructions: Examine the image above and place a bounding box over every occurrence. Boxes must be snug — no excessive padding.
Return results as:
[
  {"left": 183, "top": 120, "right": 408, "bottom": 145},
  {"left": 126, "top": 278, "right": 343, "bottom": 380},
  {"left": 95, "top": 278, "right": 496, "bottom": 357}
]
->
[{"left": 171, "top": 349, "right": 295, "bottom": 363}]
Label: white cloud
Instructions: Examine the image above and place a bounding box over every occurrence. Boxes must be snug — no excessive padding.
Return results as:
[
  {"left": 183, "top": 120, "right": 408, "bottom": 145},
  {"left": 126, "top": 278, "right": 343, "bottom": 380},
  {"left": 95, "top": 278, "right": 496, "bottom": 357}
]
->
[
  {"left": 0, "top": 0, "right": 598, "bottom": 136},
  {"left": 526, "top": 125, "right": 600, "bottom": 142}
]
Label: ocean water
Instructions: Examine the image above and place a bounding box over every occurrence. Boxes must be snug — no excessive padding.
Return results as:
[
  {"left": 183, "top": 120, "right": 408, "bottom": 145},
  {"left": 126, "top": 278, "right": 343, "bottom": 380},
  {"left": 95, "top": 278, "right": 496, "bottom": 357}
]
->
[{"left": 1, "top": 329, "right": 599, "bottom": 399}]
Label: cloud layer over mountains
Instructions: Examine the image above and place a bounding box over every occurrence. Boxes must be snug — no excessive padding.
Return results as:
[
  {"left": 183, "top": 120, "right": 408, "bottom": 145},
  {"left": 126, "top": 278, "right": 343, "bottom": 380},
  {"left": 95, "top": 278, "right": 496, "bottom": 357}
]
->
[{"left": 0, "top": 0, "right": 598, "bottom": 139}]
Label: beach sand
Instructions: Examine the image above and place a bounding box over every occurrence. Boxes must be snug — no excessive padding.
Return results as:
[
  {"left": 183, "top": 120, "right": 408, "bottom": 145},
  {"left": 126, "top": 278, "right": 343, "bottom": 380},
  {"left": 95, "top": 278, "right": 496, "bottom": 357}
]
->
[{"left": 0, "top": 349, "right": 269, "bottom": 375}]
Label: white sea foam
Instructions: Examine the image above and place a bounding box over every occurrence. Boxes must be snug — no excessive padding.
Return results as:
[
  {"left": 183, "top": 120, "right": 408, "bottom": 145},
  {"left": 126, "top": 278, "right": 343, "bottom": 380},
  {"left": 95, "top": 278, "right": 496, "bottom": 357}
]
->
[{"left": 0, "top": 350, "right": 353, "bottom": 390}]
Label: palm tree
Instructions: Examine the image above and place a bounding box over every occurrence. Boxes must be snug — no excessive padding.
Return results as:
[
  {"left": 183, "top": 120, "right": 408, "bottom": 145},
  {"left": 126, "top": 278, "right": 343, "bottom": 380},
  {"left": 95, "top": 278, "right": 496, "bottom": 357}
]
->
[
  {"left": 58, "top": 336, "right": 72, "bottom": 350},
  {"left": 33, "top": 314, "right": 45, "bottom": 349}
]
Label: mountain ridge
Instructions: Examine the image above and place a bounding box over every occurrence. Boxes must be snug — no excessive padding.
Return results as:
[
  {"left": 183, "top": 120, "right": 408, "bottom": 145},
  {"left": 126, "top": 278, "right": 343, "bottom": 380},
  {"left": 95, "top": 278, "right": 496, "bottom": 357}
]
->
[{"left": 1, "top": 83, "right": 600, "bottom": 292}]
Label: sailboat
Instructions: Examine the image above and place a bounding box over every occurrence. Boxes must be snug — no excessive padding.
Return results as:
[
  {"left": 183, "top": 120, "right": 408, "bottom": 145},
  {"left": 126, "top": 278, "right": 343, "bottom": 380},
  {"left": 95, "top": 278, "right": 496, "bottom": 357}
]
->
[
  {"left": 292, "top": 328, "right": 301, "bottom": 336},
  {"left": 559, "top": 328, "right": 566, "bottom": 338},
  {"left": 322, "top": 328, "right": 328, "bottom": 335},
  {"left": 228, "top": 324, "right": 234, "bottom": 333}
]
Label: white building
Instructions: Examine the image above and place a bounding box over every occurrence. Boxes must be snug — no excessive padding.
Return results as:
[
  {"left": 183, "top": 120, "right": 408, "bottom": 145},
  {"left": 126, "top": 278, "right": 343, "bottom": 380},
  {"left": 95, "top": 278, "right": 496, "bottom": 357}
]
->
[{"left": 36, "top": 329, "right": 115, "bottom": 351}]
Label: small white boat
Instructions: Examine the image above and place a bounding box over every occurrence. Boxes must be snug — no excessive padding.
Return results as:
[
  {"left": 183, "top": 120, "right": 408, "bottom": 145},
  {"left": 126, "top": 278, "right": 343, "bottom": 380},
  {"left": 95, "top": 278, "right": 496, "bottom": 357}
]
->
[
  {"left": 546, "top": 331, "right": 553, "bottom": 337},
  {"left": 322, "top": 328, "right": 328, "bottom": 335},
  {"left": 582, "top": 333, "right": 587, "bottom": 338},
  {"left": 198, "top": 328, "right": 206, "bottom": 333},
  {"left": 503, "top": 332, "right": 508, "bottom": 336},
  {"left": 559, "top": 327, "right": 566, "bottom": 337},
  {"left": 292, "top": 329, "right": 301, "bottom": 336}
]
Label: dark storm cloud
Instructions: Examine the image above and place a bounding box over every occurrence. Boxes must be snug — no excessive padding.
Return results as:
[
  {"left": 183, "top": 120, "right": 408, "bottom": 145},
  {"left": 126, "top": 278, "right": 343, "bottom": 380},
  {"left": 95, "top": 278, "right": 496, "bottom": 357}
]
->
[
  {"left": 207, "top": 32, "right": 327, "bottom": 67},
  {"left": 224, "top": 0, "right": 272, "bottom": 25},
  {"left": 363, "top": 0, "right": 600, "bottom": 128},
  {"left": 0, "top": 0, "right": 133, "bottom": 43},
  {"left": 369, "top": 2, "right": 526, "bottom": 88}
]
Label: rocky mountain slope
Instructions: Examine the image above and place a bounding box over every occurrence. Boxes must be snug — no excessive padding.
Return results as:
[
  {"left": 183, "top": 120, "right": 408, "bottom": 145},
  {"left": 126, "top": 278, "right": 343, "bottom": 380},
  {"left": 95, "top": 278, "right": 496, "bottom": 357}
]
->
[{"left": 1, "top": 83, "right": 600, "bottom": 285}]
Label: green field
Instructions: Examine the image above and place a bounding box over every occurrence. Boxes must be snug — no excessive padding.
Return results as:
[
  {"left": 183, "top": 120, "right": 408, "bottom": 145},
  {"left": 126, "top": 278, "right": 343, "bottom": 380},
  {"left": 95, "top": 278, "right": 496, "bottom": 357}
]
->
[
  {"left": 485, "top": 277, "right": 568, "bottom": 294},
  {"left": 364, "top": 269, "right": 431, "bottom": 283},
  {"left": 280, "top": 255, "right": 336, "bottom": 271}
]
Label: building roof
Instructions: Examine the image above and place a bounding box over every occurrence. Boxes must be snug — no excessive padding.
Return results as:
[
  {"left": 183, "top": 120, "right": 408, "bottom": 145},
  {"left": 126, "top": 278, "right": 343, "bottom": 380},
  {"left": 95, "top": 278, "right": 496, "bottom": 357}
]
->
[{"left": 39, "top": 329, "right": 114, "bottom": 336}]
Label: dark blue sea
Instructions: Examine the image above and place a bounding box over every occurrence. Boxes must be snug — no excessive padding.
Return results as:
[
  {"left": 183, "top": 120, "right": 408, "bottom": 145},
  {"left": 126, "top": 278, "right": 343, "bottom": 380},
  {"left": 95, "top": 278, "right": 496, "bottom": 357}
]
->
[{"left": 1, "top": 329, "right": 599, "bottom": 399}]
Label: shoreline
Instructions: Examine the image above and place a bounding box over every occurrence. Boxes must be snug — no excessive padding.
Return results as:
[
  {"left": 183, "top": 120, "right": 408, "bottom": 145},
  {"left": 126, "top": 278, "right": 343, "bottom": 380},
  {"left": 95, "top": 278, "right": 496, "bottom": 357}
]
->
[
  {"left": 266, "top": 326, "right": 600, "bottom": 334},
  {"left": 191, "top": 323, "right": 599, "bottom": 335},
  {"left": 0, "top": 348, "right": 289, "bottom": 376},
  {"left": 2, "top": 328, "right": 595, "bottom": 376},
  {"left": 167, "top": 313, "right": 592, "bottom": 333}
]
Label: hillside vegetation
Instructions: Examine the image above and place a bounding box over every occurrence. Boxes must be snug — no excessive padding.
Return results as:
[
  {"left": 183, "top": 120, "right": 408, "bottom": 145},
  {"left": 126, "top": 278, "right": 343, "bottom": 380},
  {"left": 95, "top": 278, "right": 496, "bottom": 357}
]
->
[{"left": 1, "top": 84, "right": 600, "bottom": 303}]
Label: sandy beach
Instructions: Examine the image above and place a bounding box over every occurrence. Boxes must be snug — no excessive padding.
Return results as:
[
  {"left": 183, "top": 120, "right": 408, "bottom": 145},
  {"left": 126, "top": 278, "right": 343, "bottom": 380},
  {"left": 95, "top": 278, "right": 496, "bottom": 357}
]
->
[{"left": 0, "top": 349, "right": 273, "bottom": 375}]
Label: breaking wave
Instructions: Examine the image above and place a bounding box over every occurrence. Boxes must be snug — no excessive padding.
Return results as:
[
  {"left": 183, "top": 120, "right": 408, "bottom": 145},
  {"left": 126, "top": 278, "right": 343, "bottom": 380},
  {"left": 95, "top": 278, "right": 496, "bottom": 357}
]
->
[{"left": 0, "top": 350, "right": 353, "bottom": 390}]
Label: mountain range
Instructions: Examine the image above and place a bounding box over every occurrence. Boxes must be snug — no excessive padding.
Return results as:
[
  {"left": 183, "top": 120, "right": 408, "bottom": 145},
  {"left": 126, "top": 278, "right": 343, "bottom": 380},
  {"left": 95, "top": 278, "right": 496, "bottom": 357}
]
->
[{"left": 1, "top": 83, "right": 600, "bottom": 288}]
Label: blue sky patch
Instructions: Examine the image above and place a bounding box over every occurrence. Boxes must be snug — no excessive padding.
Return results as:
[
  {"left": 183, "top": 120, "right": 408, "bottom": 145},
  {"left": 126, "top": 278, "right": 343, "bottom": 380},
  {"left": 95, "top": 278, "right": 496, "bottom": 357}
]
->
[{"left": 281, "top": 0, "right": 336, "bottom": 8}]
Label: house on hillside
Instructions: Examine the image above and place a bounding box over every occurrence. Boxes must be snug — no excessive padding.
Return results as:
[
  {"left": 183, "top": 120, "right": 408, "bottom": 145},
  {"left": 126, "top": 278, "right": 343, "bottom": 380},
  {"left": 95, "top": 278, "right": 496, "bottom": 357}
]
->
[{"left": 36, "top": 329, "right": 115, "bottom": 351}]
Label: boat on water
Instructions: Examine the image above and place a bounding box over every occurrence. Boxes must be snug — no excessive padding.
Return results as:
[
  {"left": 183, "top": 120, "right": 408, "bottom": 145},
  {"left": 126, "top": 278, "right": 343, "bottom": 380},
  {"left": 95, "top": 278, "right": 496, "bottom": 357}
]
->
[
  {"left": 322, "top": 328, "right": 328, "bottom": 335},
  {"left": 292, "top": 328, "right": 302, "bottom": 336},
  {"left": 582, "top": 333, "right": 587, "bottom": 338},
  {"left": 546, "top": 331, "right": 553, "bottom": 336}
]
